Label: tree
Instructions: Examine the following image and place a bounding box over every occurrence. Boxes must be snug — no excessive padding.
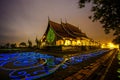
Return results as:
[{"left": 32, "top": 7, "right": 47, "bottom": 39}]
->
[
  {"left": 112, "top": 36, "right": 120, "bottom": 48},
  {"left": 28, "top": 40, "right": 32, "bottom": 48},
  {"left": 35, "top": 37, "right": 41, "bottom": 48},
  {"left": 19, "top": 42, "right": 27, "bottom": 47},
  {"left": 113, "top": 36, "right": 120, "bottom": 44},
  {"left": 10, "top": 43, "right": 17, "bottom": 48},
  {"left": 5, "top": 43, "right": 10, "bottom": 48},
  {"left": 78, "top": 0, "right": 120, "bottom": 44}
]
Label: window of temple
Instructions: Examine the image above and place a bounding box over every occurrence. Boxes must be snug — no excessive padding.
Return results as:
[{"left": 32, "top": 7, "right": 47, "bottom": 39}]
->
[
  {"left": 56, "top": 40, "right": 60, "bottom": 46},
  {"left": 56, "top": 40, "right": 64, "bottom": 46},
  {"left": 65, "top": 40, "right": 71, "bottom": 46},
  {"left": 76, "top": 40, "right": 81, "bottom": 46},
  {"left": 82, "top": 40, "right": 86, "bottom": 46},
  {"left": 86, "top": 42, "right": 89, "bottom": 46},
  {"left": 72, "top": 41, "right": 76, "bottom": 46},
  {"left": 60, "top": 40, "right": 64, "bottom": 45},
  {"left": 41, "top": 42, "right": 46, "bottom": 46}
]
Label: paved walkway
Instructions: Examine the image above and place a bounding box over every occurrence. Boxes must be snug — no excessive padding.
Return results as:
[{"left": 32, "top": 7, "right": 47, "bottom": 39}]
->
[
  {"left": 104, "top": 50, "right": 120, "bottom": 80},
  {"left": 64, "top": 49, "right": 119, "bottom": 80}
]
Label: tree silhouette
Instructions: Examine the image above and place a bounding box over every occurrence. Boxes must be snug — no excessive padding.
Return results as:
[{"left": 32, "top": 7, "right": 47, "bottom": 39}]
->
[
  {"left": 19, "top": 42, "right": 27, "bottom": 47},
  {"left": 5, "top": 43, "right": 10, "bottom": 48},
  {"left": 112, "top": 36, "right": 120, "bottom": 44},
  {"left": 28, "top": 40, "right": 32, "bottom": 48},
  {"left": 78, "top": 0, "right": 120, "bottom": 44},
  {"left": 35, "top": 37, "right": 41, "bottom": 48},
  {"left": 10, "top": 43, "right": 17, "bottom": 48}
]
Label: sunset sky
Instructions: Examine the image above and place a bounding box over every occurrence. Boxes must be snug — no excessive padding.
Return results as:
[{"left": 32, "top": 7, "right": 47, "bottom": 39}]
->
[{"left": 0, "top": 0, "right": 114, "bottom": 45}]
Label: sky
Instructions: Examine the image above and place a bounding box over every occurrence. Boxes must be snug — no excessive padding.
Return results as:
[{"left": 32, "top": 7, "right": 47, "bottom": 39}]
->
[{"left": 0, "top": 0, "right": 114, "bottom": 45}]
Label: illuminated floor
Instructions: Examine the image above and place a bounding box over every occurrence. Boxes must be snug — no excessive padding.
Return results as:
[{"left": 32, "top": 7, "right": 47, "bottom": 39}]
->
[
  {"left": 0, "top": 50, "right": 108, "bottom": 80},
  {"left": 0, "top": 52, "right": 63, "bottom": 80}
]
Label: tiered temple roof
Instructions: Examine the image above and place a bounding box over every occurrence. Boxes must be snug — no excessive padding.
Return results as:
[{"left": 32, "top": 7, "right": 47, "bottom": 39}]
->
[
  {"left": 44, "top": 20, "right": 88, "bottom": 40},
  {"left": 40, "top": 19, "right": 100, "bottom": 49}
]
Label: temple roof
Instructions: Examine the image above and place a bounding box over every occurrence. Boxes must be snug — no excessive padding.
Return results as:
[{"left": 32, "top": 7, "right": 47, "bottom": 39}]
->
[
  {"left": 62, "top": 23, "right": 87, "bottom": 38},
  {"left": 48, "top": 20, "right": 88, "bottom": 39},
  {"left": 49, "top": 21, "right": 76, "bottom": 38}
]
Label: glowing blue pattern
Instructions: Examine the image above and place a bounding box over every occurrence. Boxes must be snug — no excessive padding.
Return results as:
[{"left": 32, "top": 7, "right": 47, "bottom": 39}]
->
[
  {"left": 61, "top": 50, "right": 108, "bottom": 68},
  {"left": 14, "top": 59, "right": 38, "bottom": 66},
  {"left": 0, "top": 50, "right": 108, "bottom": 80},
  {"left": 0, "top": 52, "right": 64, "bottom": 80}
]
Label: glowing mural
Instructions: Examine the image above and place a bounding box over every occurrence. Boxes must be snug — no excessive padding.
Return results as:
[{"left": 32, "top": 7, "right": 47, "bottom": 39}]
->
[{"left": 46, "top": 28, "right": 55, "bottom": 43}]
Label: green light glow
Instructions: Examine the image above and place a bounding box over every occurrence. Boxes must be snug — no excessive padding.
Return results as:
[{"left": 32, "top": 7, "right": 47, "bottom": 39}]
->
[
  {"left": 117, "top": 53, "right": 120, "bottom": 60},
  {"left": 118, "top": 62, "right": 120, "bottom": 65},
  {"left": 46, "top": 28, "right": 55, "bottom": 43},
  {"left": 118, "top": 75, "right": 120, "bottom": 78},
  {"left": 117, "top": 68, "right": 120, "bottom": 73}
]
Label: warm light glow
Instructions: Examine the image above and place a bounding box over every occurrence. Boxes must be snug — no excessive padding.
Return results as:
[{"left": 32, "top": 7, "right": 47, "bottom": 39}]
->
[
  {"left": 72, "top": 41, "right": 76, "bottom": 46},
  {"left": 76, "top": 40, "right": 81, "bottom": 45},
  {"left": 108, "top": 43, "right": 114, "bottom": 49},
  {"left": 65, "top": 40, "right": 71, "bottom": 46},
  {"left": 86, "top": 42, "right": 89, "bottom": 46},
  {"left": 82, "top": 40, "right": 87, "bottom": 46},
  {"left": 57, "top": 38, "right": 100, "bottom": 47},
  {"left": 101, "top": 42, "right": 119, "bottom": 49},
  {"left": 56, "top": 40, "right": 64, "bottom": 45},
  {"left": 82, "top": 40, "right": 85, "bottom": 46},
  {"left": 101, "top": 44, "right": 105, "bottom": 48}
]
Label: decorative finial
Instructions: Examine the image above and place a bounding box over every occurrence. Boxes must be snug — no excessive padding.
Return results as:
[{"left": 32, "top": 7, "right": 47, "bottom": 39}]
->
[
  {"left": 48, "top": 16, "right": 50, "bottom": 21},
  {"left": 60, "top": 18, "right": 62, "bottom": 24},
  {"left": 65, "top": 18, "right": 67, "bottom": 23},
  {"left": 78, "top": 25, "right": 80, "bottom": 29},
  {"left": 36, "top": 35, "right": 37, "bottom": 39}
]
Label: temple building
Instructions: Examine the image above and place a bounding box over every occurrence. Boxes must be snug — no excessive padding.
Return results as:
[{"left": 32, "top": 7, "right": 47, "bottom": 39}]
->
[{"left": 40, "top": 19, "right": 100, "bottom": 51}]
